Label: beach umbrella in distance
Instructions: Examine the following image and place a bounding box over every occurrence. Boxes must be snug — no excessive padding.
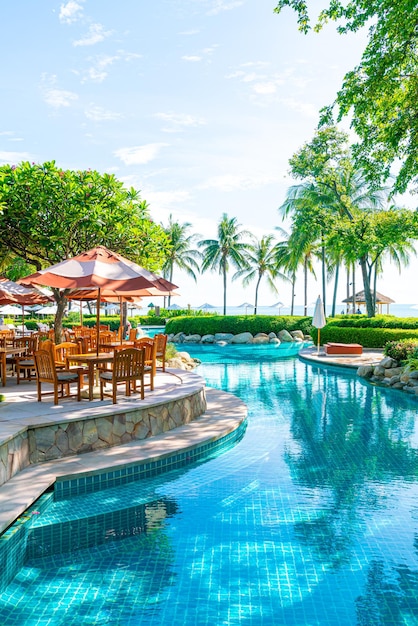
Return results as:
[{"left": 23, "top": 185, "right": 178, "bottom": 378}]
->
[
  {"left": 270, "top": 301, "right": 285, "bottom": 314},
  {"left": 198, "top": 303, "right": 216, "bottom": 310},
  {"left": 238, "top": 302, "right": 253, "bottom": 315},
  {"left": 166, "top": 303, "right": 182, "bottom": 310},
  {"left": 0, "top": 276, "right": 52, "bottom": 334},
  {"left": 312, "top": 295, "right": 326, "bottom": 355}
]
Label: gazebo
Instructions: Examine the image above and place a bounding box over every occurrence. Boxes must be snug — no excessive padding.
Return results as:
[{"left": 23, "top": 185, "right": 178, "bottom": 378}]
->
[{"left": 342, "top": 290, "right": 395, "bottom": 314}]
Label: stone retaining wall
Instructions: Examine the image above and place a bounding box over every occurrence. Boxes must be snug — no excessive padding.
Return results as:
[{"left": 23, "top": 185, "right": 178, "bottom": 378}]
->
[{"left": 0, "top": 383, "right": 206, "bottom": 488}]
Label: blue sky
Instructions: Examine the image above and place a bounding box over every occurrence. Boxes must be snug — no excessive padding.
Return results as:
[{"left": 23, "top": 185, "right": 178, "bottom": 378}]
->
[{"left": 1, "top": 1, "right": 417, "bottom": 310}]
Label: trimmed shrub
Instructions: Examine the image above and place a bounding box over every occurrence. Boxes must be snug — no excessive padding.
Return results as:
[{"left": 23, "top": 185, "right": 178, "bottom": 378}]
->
[
  {"left": 383, "top": 339, "right": 418, "bottom": 362},
  {"left": 165, "top": 315, "right": 313, "bottom": 337},
  {"left": 312, "top": 325, "right": 418, "bottom": 348}
]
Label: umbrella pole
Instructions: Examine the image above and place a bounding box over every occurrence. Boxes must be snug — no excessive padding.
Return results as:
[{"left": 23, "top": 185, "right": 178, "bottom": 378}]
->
[
  {"left": 80, "top": 301, "right": 83, "bottom": 327},
  {"left": 119, "top": 297, "right": 123, "bottom": 344},
  {"left": 317, "top": 328, "right": 320, "bottom": 355},
  {"left": 22, "top": 305, "right": 25, "bottom": 336},
  {"left": 96, "top": 288, "right": 101, "bottom": 357}
]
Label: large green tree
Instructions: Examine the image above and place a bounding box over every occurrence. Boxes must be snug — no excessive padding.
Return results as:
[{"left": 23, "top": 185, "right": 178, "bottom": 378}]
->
[
  {"left": 161, "top": 215, "right": 201, "bottom": 307},
  {"left": 274, "top": 0, "right": 418, "bottom": 194},
  {"left": 285, "top": 127, "right": 396, "bottom": 316},
  {"left": 0, "top": 161, "right": 170, "bottom": 339},
  {"left": 199, "top": 214, "right": 250, "bottom": 315}
]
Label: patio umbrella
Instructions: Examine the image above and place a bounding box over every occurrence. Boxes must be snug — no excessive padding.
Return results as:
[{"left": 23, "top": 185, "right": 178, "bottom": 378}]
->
[
  {"left": 312, "top": 295, "right": 326, "bottom": 355},
  {"left": 20, "top": 246, "right": 178, "bottom": 352},
  {"left": 0, "top": 304, "right": 29, "bottom": 316},
  {"left": 0, "top": 277, "right": 52, "bottom": 335}
]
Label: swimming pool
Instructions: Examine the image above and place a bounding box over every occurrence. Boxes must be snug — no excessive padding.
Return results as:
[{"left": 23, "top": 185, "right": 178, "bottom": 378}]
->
[{"left": 1, "top": 346, "right": 418, "bottom": 625}]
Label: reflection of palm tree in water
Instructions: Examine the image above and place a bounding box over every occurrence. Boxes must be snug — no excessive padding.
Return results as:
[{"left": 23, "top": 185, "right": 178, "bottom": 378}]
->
[{"left": 285, "top": 373, "right": 418, "bottom": 569}]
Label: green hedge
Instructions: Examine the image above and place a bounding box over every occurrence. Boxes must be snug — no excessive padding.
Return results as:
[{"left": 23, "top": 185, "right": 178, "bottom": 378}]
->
[
  {"left": 311, "top": 326, "right": 418, "bottom": 348},
  {"left": 326, "top": 314, "right": 418, "bottom": 329},
  {"left": 165, "top": 315, "right": 313, "bottom": 336}
]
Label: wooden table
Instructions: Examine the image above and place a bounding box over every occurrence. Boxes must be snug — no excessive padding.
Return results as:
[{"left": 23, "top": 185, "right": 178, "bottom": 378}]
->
[
  {"left": 0, "top": 347, "right": 27, "bottom": 386},
  {"left": 69, "top": 352, "right": 115, "bottom": 401}
]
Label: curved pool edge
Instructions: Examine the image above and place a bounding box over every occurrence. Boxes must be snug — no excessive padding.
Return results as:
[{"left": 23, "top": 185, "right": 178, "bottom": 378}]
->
[{"left": 0, "top": 387, "right": 247, "bottom": 536}]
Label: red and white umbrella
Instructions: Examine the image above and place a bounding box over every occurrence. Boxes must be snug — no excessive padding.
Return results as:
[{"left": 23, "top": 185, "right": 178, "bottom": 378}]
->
[
  {"left": 0, "top": 277, "right": 52, "bottom": 334},
  {"left": 20, "top": 246, "right": 178, "bottom": 349}
]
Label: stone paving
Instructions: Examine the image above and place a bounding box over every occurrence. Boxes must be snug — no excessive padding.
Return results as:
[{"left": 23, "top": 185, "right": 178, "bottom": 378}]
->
[{"left": 299, "top": 346, "right": 384, "bottom": 370}]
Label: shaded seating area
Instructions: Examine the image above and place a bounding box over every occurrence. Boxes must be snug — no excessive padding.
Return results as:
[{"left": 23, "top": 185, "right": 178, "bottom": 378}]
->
[
  {"left": 34, "top": 349, "right": 82, "bottom": 405},
  {"left": 99, "top": 347, "right": 146, "bottom": 404}
]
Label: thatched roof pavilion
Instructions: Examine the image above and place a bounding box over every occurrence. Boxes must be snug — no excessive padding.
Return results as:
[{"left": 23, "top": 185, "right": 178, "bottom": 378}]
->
[{"left": 342, "top": 290, "right": 395, "bottom": 314}]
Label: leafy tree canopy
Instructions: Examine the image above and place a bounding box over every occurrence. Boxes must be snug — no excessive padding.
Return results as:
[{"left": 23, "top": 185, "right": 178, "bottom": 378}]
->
[
  {"left": 274, "top": 0, "right": 418, "bottom": 194},
  {"left": 0, "top": 161, "right": 170, "bottom": 274}
]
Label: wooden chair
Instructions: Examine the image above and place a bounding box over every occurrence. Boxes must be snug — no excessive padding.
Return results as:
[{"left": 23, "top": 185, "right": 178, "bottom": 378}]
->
[
  {"left": 134, "top": 337, "right": 157, "bottom": 390},
  {"left": 128, "top": 328, "right": 138, "bottom": 341},
  {"left": 34, "top": 349, "right": 82, "bottom": 405},
  {"left": 99, "top": 347, "right": 145, "bottom": 404},
  {"left": 154, "top": 333, "right": 168, "bottom": 372},
  {"left": 15, "top": 335, "right": 40, "bottom": 384}
]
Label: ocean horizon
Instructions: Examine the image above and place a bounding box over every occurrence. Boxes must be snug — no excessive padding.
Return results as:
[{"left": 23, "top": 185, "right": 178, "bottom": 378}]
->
[{"left": 147, "top": 303, "right": 418, "bottom": 318}]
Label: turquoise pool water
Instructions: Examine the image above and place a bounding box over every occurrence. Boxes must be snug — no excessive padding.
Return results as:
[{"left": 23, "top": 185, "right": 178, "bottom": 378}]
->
[{"left": 1, "top": 346, "right": 418, "bottom": 625}]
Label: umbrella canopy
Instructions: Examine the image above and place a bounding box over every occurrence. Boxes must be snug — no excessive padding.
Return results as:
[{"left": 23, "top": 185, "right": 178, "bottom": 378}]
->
[
  {"left": 37, "top": 304, "right": 60, "bottom": 315},
  {"left": 198, "top": 303, "right": 216, "bottom": 309},
  {"left": 0, "top": 277, "right": 51, "bottom": 306},
  {"left": 312, "top": 295, "right": 326, "bottom": 354},
  {"left": 21, "top": 246, "right": 178, "bottom": 293},
  {"left": 166, "top": 303, "right": 182, "bottom": 310},
  {"left": 20, "top": 246, "right": 178, "bottom": 349},
  {"left": 0, "top": 304, "right": 28, "bottom": 316}
]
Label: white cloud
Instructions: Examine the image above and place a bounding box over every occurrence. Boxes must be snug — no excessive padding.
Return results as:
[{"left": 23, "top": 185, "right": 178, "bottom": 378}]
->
[
  {"left": 114, "top": 143, "right": 169, "bottom": 165},
  {"left": 85, "top": 105, "right": 122, "bottom": 121},
  {"left": 0, "top": 151, "right": 34, "bottom": 165},
  {"left": 73, "top": 23, "right": 112, "bottom": 46},
  {"left": 154, "top": 112, "right": 206, "bottom": 133},
  {"left": 59, "top": 0, "right": 84, "bottom": 24},
  {"left": 44, "top": 88, "right": 78, "bottom": 108},
  {"left": 77, "top": 51, "right": 142, "bottom": 83},
  {"left": 182, "top": 55, "right": 202, "bottom": 62},
  {"left": 207, "top": 0, "right": 244, "bottom": 16},
  {"left": 199, "top": 173, "right": 277, "bottom": 192},
  {"left": 279, "top": 97, "right": 318, "bottom": 118}
]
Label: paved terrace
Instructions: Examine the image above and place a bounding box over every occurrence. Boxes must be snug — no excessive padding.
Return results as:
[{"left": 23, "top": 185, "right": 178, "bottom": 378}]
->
[{"left": 0, "top": 370, "right": 247, "bottom": 534}]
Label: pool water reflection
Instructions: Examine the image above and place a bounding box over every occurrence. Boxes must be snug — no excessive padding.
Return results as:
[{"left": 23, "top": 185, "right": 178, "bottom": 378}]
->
[{"left": 1, "top": 347, "right": 418, "bottom": 625}]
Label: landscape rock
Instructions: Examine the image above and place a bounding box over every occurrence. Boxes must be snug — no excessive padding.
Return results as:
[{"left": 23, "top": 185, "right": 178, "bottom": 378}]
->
[
  {"left": 231, "top": 332, "right": 253, "bottom": 344},
  {"left": 278, "top": 329, "right": 294, "bottom": 342}
]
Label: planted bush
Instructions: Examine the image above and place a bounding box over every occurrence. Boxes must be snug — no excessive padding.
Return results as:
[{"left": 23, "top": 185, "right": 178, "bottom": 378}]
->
[
  {"left": 383, "top": 339, "right": 418, "bottom": 362},
  {"left": 313, "top": 326, "right": 418, "bottom": 348},
  {"left": 165, "top": 315, "right": 313, "bottom": 337}
]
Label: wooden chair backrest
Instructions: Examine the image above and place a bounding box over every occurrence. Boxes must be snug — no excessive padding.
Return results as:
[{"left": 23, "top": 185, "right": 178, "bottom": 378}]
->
[
  {"left": 128, "top": 328, "right": 138, "bottom": 341},
  {"left": 54, "top": 341, "right": 80, "bottom": 366},
  {"left": 134, "top": 337, "right": 156, "bottom": 363},
  {"left": 34, "top": 349, "right": 57, "bottom": 383},
  {"left": 112, "top": 347, "right": 145, "bottom": 383},
  {"left": 14, "top": 335, "right": 39, "bottom": 354}
]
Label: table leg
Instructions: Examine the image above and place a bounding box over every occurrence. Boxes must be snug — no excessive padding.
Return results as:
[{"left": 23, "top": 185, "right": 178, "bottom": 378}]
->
[
  {"left": 88, "top": 363, "right": 95, "bottom": 401},
  {"left": 1, "top": 352, "right": 6, "bottom": 387}
]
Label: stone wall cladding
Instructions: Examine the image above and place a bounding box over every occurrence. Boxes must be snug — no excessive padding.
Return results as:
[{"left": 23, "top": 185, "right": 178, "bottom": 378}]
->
[
  {"left": 28, "top": 388, "right": 206, "bottom": 464},
  {"left": 0, "top": 382, "right": 206, "bottom": 487}
]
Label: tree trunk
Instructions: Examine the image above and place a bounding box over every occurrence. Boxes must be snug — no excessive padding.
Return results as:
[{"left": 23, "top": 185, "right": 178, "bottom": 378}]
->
[
  {"left": 53, "top": 289, "right": 68, "bottom": 344},
  {"left": 360, "top": 256, "right": 374, "bottom": 316},
  {"left": 291, "top": 272, "right": 296, "bottom": 315},
  {"left": 346, "top": 266, "right": 350, "bottom": 313},
  {"left": 352, "top": 264, "right": 356, "bottom": 314},
  {"left": 331, "top": 262, "right": 339, "bottom": 317},
  {"left": 321, "top": 241, "right": 326, "bottom": 313},
  {"left": 254, "top": 274, "right": 261, "bottom": 315},
  {"left": 303, "top": 256, "right": 308, "bottom": 316},
  {"left": 223, "top": 263, "right": 227, "bottom": 315}
]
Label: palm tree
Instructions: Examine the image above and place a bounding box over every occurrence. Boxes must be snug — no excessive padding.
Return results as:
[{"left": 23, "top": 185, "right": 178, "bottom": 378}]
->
[
  {"left": 234, "top": 234, "right": 289, "bottom": 314},
  {"left": 161, "top": 215, "right": 201, "bottom": 307},
  {"left": 198, "top": 213, "right": 251, "bottom": 315}
]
